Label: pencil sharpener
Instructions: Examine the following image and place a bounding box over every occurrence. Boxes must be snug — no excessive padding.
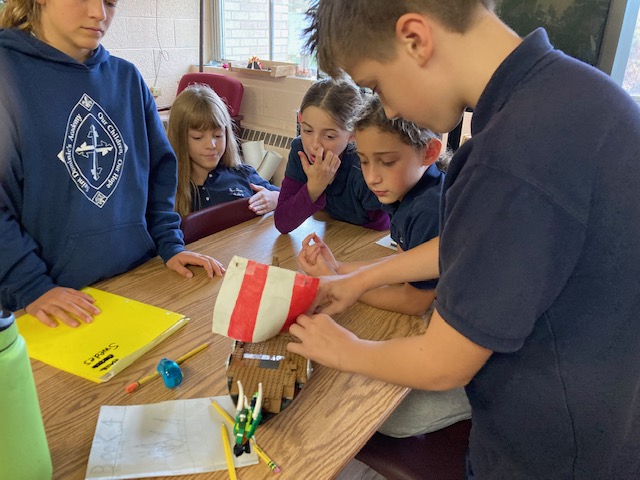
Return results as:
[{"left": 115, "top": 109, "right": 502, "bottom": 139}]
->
[{"left": 157, "top": 358, "right": 183, "bottom": 388}]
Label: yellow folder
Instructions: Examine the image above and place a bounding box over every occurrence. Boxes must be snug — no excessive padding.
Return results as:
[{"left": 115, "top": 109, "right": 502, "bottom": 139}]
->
[{"left": 16, "top": 287, "right": 189, "bottom": 383}]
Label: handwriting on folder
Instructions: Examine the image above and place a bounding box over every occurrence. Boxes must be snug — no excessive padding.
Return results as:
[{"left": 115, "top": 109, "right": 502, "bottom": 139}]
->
[
  {"left": 85, "top": 396, "right": 258, "bottom": 479},
  {"left": 17, "top": 287, "right": 188, "bottom": 383}
]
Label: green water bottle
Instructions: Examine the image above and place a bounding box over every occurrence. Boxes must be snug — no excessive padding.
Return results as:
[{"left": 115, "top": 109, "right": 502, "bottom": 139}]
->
[{"left": 0, "top": 309, "right": 53, "bottom": 480}]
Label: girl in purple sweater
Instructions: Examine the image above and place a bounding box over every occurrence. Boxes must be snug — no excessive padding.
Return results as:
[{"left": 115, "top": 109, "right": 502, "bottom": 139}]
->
[{"left": 274, "top": 78, "right": 389, "bottom": 233}]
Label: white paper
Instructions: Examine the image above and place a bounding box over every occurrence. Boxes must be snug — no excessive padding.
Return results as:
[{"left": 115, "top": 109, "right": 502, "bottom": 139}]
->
[
  {"left": 257, "top": 150, "right": 283, "bottom": 182},
  {"left": 375, "top": 234, "right": 398, "bottom": 251},
  {"left": 85, "top": 396, "right": 258, "bottom": 479},
  {"left": 242, "top": 140, "right": 266, "bottom": 169}
]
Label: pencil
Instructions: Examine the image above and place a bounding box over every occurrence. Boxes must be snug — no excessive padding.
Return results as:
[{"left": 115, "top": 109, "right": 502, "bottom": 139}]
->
[
  {"left": 211, "top": 399, "right": 281, "bottom": 474},
  {"left": 125, "top": 341, "right": 211, "bottom": 393},
  {"left": 252, "top": 440, "right": 281, "bottom": 474},
  {"left": 211, "top": 399, "right": 235, "bottom": 427},
  {"left": 221, "top": 422, "right": 237, "bottom": 480}
]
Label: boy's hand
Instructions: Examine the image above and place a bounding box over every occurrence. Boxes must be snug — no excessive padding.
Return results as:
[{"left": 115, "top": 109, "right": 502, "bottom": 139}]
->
[
  {"left": 299, "top": 148, "right": 340, "bottom": 202},
  {"left": 309, "top": 272, "right": 367, "bottom": 316},
  {"left": 248, "top": 184, "right": 279, "bottom": 215},
  {"left": 166, "top": 251, "right": 225, "bottom": 279},
  {"left": 25, "top": 287, "right": 100, "bottom": 328},
  {"left": 287, "top": 313, "right": 359, "bottom": 370},
  {"left": 298, "top": 232, "right": 339, "bottom": 276}
]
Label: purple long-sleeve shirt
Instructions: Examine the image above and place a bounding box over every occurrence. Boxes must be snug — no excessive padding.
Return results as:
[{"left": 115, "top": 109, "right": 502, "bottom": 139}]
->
[{"left": 274, "top": 137, "right": 389, "bottom": 233}]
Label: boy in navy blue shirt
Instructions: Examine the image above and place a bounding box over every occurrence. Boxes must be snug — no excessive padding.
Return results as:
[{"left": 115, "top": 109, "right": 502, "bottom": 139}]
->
[
  {"left": 298, "top": 94, "right": 470, "bottom": 437},
  {"left": 288, "top": 1, "right": 640, "bottom": 478},
  {"left": 299, "top": 94, "right": 446, "bottom": 316}
]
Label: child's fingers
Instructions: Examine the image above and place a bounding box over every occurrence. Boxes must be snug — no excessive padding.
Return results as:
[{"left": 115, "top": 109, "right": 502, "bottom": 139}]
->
[
  {"left": 297, "top": 252, "right": 314, "bottom": 271},
  {"left": 33, "top": 310, "right": 60, "bottom": 328},
  {"left": 302, "top": 232, "right": 316, "bottom": 247},
  {"left": 172, "top": 263, "right": 195, "bottom": 278},
  {"left": 298, "top": 150, "right": 312, "bottom": 166},
  {"left": 307, "top": 245, "right": 323, "bottom": 263},
  {"left": 40, "top": 306, "right": 79, "bottom": 328},
  {"left": 210, "top": 258, "right": 226, "bottom": 276}
]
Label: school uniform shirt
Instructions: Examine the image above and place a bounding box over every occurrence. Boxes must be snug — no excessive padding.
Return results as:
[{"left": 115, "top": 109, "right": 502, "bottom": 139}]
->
[
  {"left": 274, "top": 137, "right": 389, "bottom": 233},
  {"left": 436, "top": 29, "right": 640, "bottom": 478},
  {"left": 382, "top": 164, "right": 443, "bottom": 290},
  {"left": 191, "top": 164, "right": 279, "bottom": 212},
  {"left": 0, "top": 28, "right": 184, "bottom": 311}
]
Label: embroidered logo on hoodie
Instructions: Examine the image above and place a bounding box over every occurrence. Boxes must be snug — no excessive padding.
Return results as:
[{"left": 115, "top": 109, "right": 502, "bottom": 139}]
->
[{"left": 57, "top": 94, "right": 128, "bottom": 208}]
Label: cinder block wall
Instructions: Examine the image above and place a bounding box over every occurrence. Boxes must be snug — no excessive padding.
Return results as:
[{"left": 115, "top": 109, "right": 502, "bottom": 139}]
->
[{"left": 102, "top": 0, "right": 206, "bottom": 108}]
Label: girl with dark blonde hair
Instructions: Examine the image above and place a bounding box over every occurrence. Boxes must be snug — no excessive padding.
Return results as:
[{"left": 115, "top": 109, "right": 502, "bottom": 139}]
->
[{"left": 168, "top": 84, "right": 279, "bottom": 218}]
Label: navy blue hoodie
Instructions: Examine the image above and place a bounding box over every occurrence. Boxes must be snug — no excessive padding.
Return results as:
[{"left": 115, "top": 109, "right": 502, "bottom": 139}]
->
[{"left": 0, "top": 29, "right": 184, "bottom": 310}]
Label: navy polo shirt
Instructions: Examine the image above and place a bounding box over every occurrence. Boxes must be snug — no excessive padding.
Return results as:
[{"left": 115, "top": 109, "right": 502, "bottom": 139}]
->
[
  {"left": 436, "top": 29, "right": 640, "bottom": 478},
  {"left": 382, "top": 163, "right": 443, "bottom": 290},
  {"left": 192, "top": 164, "right": 279, "bottom": 212},
  {"left": 285, "top": 137, "right": 383, "bottom": 225}
]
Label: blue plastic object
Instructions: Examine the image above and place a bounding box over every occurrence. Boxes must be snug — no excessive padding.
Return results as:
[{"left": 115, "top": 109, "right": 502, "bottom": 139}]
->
[{"left": 156, "top": 358, "right": 183, "bottom": 388}]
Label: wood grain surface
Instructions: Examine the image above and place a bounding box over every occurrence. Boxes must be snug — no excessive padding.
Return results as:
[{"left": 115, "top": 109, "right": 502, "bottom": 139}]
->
[{"left": 29, "top": 212, "right": 426, "bottom": 480}]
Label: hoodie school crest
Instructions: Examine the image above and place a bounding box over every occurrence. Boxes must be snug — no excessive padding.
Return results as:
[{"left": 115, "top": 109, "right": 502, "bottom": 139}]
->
[{"left": 0, "top": 29, "right": 184, "bottom": 311}]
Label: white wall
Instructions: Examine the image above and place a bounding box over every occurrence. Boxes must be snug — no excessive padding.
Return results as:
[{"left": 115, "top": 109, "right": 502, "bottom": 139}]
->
[{"left": 103, "top": 0, "right": 209, "bottom": 108}]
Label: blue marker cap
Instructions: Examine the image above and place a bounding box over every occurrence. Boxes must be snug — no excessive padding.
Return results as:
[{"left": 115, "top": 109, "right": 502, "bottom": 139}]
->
[{"left": 156, "top": 358, "right": 183, "bottom": 388}]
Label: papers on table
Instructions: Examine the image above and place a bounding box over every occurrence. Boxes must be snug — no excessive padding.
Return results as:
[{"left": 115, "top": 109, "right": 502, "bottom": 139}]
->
[
  {"left": 85, "top": 396, "right": 258, "bottom": 479},
  {"left": 375, "top": 234, "right": 398, "bottom": 251}
]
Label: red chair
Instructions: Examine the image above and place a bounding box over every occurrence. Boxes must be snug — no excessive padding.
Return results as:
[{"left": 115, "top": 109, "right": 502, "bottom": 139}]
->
[
  {"left": 180, "top": 198, "right": 258, "bottom": 244},
  {"left": 176, "top": 72, "right": 244, "bottom": 132},
  {"left": 355, "top": 420, "right": 471, "bottom": 480}
]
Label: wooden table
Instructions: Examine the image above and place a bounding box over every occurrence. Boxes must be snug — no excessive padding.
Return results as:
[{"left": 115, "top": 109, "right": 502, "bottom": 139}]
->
[{"left": 31, "top": 212, "right": 426, "bottom": 480}]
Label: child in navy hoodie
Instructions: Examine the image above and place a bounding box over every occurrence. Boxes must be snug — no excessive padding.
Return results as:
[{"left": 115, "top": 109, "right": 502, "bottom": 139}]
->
[{"left": 0, "top": 0, "right": 224, "bottom": 328}]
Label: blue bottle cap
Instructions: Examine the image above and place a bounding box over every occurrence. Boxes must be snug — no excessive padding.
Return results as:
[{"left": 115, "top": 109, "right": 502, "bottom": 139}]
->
[
  {"left": 0, "top": 310, "right": 17, "bottom": 353},
  {"left": 156, "top": 358, "right": 183, "bottom": 388},
  {"left": 0, "top": 310, "right": 14, "bottom": 332}
]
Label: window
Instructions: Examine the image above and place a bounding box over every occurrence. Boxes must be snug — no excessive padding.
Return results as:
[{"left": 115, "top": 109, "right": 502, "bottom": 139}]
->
[
  {"left": 622, "top": 7, "right": 640, "bottom": 97},
  {"left": 219, "top": 0, "right": 312, "bottom": 65}
]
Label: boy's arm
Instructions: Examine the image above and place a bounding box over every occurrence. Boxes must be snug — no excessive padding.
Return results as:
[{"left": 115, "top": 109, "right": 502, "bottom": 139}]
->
[
  {"left": 288, "top": 308, "right": 491, "bottom": 391},
  {"left": 315, "top": 236, "right": 440, "bottom": 315},
  {"left": 359, "top": 283, "right": 436, "bottom": 317}
]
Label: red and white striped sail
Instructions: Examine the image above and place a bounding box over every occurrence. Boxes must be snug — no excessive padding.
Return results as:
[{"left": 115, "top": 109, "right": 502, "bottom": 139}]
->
[{"left": 212, "top": 256, "right": 319, "bottom": 342}]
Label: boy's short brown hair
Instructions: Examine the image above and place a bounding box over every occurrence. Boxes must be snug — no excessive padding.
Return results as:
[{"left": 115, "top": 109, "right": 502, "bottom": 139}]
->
[
  {"left": 355, "top": 93, "right": 439, "bottom": 149},
  {"left": 305, "top": 0, "right": 494, "bottom": 77},
  {"left": 355, "top": 93, "right": 451, "bottom": 171}
]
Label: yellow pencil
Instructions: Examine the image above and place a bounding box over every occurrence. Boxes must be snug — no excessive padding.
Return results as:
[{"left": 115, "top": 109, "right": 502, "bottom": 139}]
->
[
  {"left": 125, "top": 342, "right": 211, "bottom": 393},
  {"left": 211, "top": 399, "right": 281, "bottom": 474},
  {"left": 221, "top": 422, "right": 237, "bottom": 480},
  {"left": 211, "top": 399, "right": 235, "bottom": 427},
  {"left": 252, "top": 441, "right": 281, "bottom": 474}
]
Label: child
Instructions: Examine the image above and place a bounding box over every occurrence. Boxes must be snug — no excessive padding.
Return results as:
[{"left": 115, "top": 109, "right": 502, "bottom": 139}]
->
[
  {"left": 0, "top": 0, "right": 224, "bottom": 328},
  {"left": 167, "top": 84, "right": 280, "bottom": 218},
  {"left": 299, "top": 94, "right": 447, "bottom": 316},
  {"left": 288, "top": 1, "right": 640, "bottom": 478},
  {"left": 298, "top": 94, "right": 470, "bottom": 437},
  {"left": 274, "top": 77, "right": 389, "bottom": 233}
]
